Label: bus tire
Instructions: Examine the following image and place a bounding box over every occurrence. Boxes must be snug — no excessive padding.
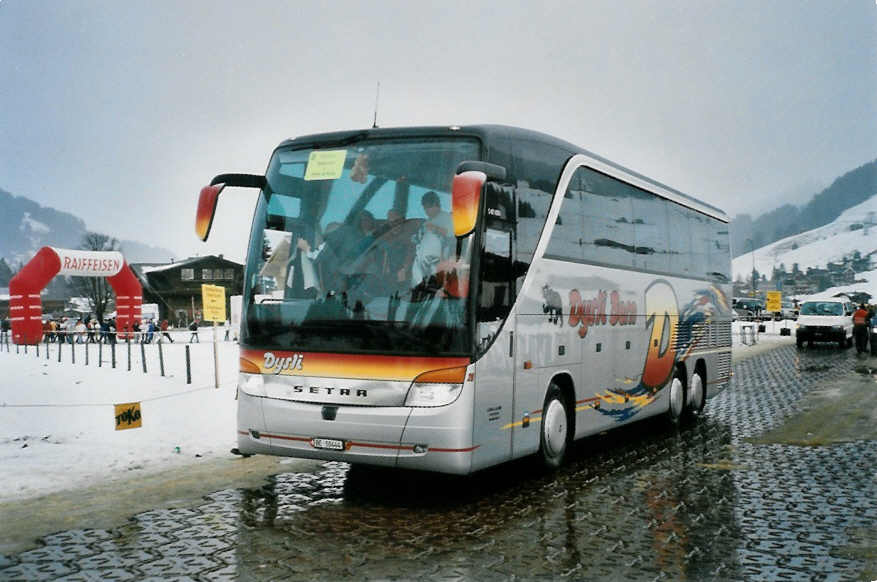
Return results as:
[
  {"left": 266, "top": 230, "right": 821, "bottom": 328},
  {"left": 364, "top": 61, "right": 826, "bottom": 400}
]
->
[
  {"left": 667, "top": 368, "right": 686, "bottom": 427},
  {"left": 539, "top": 383, "right": 570, "bottom": 470},
  {"left": 683, "top": 369, "right": 706, "bottom": 423}
]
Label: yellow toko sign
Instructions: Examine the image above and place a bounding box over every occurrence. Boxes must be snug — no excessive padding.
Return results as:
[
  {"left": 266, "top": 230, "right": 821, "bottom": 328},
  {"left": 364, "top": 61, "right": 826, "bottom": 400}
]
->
[
  {"left": 115, "top": 402, "right": 142, "bottom": 430},
  {"left": 766, "top": 291, "right": 782, "bottom": 312},
  {"left": 201, "top": 284, "right": 226, "bottom": 322}
]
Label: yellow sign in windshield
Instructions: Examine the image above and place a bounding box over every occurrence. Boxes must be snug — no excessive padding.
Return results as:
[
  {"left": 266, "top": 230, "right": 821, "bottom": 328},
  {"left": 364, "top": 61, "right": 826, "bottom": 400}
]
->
[{"left": 304, "top": 150, "right": 347, "bottom": 181}]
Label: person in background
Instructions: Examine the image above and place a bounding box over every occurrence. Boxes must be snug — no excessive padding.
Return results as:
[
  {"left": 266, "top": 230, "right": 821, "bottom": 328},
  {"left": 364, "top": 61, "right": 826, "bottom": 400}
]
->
[
  {"left": 1, "top": 316, "right": 11, "bottom": 344},
  {"left": 99, "top": 319, "right": 109, "bottom": 343},
  {"left": 853, "top": 303, "right": 869, "bottom": 353},
  {"left": 74, "top": 319, "right": 87, "bottom": 343},
  {"left": 160, "top": 319, "right": 174, "bottom": 343},
  {"left": 189, "top": 319, "right": 200, "bottom": 343},
  {"left": 65, "top": 317, "right": 77, "bottom": 343},
  {"left": 224, "top": 319, "right": 230, "bottom": 341},
  {"left": 145, "top": 320, "right": 155, "bottom": 343},
  {"left": 87, "top": 319, "right": 96, "bottom": 343}
]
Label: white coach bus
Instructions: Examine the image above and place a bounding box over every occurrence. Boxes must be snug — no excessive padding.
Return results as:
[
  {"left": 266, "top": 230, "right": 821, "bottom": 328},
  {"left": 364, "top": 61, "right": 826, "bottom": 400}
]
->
[{"left": 195, "top": 125, "right": 732, "bottom": 474}]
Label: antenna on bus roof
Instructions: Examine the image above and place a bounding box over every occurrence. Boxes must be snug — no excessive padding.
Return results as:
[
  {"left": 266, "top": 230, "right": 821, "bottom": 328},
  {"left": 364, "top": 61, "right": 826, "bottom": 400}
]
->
[{"left": 372, "top": 81, "right": 380, "bottom": 128}]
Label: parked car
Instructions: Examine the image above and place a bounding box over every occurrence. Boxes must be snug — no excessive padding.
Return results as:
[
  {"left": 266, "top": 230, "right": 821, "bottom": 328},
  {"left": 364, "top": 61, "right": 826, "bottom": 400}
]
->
[
  {"left": 795, "top": 297, "right": 854, "bottom": 348},
  {"left": 870, "top": 310, "right": 877, "bottom": 356},
  {"left": 774, "top": 300, "right": 798, "bottom": 321},
  {"left": 735, "top": 298, "right": 765, "bottom": 320},
  {"left": 733, "top": 307, "right": 755, "bottom": 322}
]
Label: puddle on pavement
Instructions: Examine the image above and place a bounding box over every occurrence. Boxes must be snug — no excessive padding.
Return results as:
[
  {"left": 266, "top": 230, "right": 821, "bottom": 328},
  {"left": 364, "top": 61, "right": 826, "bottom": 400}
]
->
[{"left": 748, "top": 364, "right": 877, "bottom": 446}]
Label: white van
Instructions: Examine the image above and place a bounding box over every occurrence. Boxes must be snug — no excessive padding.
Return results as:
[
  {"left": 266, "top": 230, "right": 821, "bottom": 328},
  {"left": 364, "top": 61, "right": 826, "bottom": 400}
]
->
[{"left": 795, "top": 296, "right": 854, "bottom": 348}]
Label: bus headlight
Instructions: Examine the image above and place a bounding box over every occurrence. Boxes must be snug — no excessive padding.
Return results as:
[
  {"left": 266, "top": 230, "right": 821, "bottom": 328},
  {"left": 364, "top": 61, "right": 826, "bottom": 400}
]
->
[
  {"left": 405, "top": 366, "right": 468, "bottom": 407},
  {"left": 238, "top": 372, "right": 266, "bottom": 397}
]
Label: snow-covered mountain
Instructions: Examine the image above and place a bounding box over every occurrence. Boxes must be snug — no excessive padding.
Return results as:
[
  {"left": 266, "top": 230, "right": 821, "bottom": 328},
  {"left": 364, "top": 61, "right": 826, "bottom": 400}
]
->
[
  {"left": 0, "top": 187, "right": 176, "bottom": 267},
  {"left": 733, "top": 193, "right": 877, "bottom": 278},
  {"left": 733, "top": 192, "right": 877, "bottom": 299}
]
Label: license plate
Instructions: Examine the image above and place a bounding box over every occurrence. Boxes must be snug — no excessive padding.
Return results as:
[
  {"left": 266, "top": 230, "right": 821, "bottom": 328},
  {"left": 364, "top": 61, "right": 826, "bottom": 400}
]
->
[{"left": 311, "top": 437, "right": 345, "bottom": 451}]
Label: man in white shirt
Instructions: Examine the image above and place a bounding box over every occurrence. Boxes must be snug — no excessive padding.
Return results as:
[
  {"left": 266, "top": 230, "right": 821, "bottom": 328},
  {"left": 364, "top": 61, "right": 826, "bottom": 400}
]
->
[{"left": 411, "top": 191, "right": 453, "bottom": 284}]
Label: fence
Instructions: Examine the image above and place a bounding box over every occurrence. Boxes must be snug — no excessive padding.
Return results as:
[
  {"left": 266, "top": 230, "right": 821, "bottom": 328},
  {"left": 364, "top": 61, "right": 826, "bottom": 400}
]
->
[{"left": 0, "top": 329, "right": 235, "bottom": 385}]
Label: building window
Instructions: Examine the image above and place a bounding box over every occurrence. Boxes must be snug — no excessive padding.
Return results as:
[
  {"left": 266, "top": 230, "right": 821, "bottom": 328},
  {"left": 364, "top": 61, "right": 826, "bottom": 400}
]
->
[
  {"left": 181, "top": 268, "right": 194, "bottom": 281},
  {"left": 224, "top": 269, "right": 234, "bottom": 280},
  {"left": 202, "top": 268, "right": 212, "bottom": 280}
]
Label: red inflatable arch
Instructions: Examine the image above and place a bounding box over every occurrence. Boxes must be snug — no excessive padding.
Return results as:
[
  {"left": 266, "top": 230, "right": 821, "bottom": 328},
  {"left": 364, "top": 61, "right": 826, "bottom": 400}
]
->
[{"left": 9, "top": 246, "right": 142, "bottom": 345}]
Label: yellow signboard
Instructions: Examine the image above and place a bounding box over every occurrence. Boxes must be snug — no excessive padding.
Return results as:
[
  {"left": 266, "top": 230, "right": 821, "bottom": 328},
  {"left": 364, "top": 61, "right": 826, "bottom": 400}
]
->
[
  {"left": 304, "top": 150, "right": 347, "bottom": 181},
  {"left": 201, "top": 284, "right": 226, "bottom": 322},
  {"left": 115, "top": 402, "right": 142, "bottom": 430},
  {"left": 766, "top": 291, "right": 782, "bottom": 312}
]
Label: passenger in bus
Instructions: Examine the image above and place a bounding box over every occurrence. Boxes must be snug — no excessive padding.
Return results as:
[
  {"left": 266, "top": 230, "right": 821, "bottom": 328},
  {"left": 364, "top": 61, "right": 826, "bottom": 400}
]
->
[
  {"left": 374, "top": 208, "right": 417, "bottom": 285},
  {"left": 410, "top": 191, "right": 453, "bottom": 284}
]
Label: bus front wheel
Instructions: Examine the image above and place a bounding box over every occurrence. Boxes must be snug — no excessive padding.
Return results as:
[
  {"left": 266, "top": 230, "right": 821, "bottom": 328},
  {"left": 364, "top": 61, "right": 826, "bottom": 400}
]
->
[{"left": 539, "top": 383, "right": 570, "bottom": 469}]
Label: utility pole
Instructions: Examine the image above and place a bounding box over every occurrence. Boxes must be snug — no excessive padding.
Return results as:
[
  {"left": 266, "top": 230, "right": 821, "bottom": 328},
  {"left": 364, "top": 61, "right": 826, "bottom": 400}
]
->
[{"left": 747, "top": 238, "right": 755, "bottom": 296}]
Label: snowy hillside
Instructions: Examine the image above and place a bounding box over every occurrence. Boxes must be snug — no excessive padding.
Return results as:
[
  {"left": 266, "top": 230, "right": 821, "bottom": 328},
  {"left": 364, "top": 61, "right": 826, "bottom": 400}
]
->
[
  {"left": 732, "top": 193, "right": 877, "bottom": 281},
  {"left": 0, "top": 187, "right": 177, "bottom": 265}
]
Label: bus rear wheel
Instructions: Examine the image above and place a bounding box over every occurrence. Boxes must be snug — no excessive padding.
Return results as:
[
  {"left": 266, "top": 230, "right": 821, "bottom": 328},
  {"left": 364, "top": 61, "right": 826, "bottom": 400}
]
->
[
  {"left": 667, "top": 369, "right": 686, "bottom": 427},
  {"left": 683, "top": 370, "right": 706, "bottom": 423},
  {"left": 539, "top": 383, "right": 570, "bottom": 470}
]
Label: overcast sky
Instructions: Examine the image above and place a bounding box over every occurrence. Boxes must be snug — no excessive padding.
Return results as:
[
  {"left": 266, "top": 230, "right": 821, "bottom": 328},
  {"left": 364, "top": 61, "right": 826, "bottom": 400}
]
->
[{"left": 1, "top": 0, "right": 875, "bottom": 262}]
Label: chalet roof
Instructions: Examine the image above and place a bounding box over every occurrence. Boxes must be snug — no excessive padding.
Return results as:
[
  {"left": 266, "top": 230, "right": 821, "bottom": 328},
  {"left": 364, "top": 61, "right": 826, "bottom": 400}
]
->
[{"left": 134, "top": 255, "right": 243, "bottom": 275}]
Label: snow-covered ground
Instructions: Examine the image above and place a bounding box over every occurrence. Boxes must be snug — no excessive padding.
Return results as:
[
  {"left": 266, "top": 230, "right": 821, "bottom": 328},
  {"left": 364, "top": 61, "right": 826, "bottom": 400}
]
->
[
  {"left": 0, "top": 322, "right": 795, "bottom": 503},
  {"left": 0, "top": 330, "right": 240, "bottom": 503}
]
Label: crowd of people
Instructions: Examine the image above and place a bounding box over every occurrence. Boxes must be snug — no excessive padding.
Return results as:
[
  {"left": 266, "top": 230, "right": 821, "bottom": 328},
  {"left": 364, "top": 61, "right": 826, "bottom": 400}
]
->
[
  {"left": 0, "top": 315, "right": 239, "bottom": 345},
  {"left": 35, "top": 317, "right": 181, "bottom": 344},
  {"left": 0, "top": 317, "right": 187, "bottom": 345}
]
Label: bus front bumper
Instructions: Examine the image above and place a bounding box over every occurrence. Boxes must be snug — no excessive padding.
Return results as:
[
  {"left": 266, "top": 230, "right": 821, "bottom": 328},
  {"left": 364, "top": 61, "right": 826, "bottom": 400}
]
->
[{"left": 236, "top": 390, "right": 476, "bottom": 475}]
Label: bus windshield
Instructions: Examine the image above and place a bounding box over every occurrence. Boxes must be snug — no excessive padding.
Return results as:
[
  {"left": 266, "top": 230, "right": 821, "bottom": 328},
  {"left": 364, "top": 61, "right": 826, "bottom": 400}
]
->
[{"left": 242, "top": 137, "right": 481, "bottom": 356}]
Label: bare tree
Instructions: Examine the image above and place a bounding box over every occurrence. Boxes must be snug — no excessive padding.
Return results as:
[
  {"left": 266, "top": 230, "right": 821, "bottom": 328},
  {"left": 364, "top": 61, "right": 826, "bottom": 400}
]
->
[{"left": 75, "top": 232, "right": 121, "bottom": 322}]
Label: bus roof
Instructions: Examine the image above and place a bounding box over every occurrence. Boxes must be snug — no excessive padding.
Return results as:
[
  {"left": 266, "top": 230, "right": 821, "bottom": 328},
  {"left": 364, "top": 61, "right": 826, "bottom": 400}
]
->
[{"left": 279, "top": 124, "right": 728, "bottom": 222}]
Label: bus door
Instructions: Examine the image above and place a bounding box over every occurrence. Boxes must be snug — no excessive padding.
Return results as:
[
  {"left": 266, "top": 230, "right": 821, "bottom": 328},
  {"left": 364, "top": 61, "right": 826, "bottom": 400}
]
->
[{"left": 471, "top": 209, "right": 517, "bottom": 470}]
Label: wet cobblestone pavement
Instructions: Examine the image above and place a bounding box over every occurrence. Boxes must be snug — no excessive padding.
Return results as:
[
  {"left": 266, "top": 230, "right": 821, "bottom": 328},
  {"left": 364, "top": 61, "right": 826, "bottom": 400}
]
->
[{"left": 2, "top": 345, "right": 876, "bottom": 581}]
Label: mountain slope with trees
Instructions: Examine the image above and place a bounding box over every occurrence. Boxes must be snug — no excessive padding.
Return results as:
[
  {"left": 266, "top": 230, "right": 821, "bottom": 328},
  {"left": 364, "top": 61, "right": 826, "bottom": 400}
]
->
[
  {"left": 731, "top": 159, "right": 877, "bottom": 257},
  {"left": 0, "top": 186, "right": 176, "bottom": 269}
]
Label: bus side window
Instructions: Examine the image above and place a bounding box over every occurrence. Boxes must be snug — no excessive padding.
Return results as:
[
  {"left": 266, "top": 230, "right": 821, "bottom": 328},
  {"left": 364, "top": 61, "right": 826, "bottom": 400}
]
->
[{"left": 479, "top": 228, "right": 513, "bottom": 322}]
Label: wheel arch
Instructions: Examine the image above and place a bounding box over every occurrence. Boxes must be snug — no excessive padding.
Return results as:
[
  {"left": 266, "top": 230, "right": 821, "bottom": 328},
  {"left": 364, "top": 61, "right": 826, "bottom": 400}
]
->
[
  {"left": 674, "top": 360, "right": 688, "bottom": 387},
  {"left": 694, "top": 358, "right": 706, "bottom": 383}
]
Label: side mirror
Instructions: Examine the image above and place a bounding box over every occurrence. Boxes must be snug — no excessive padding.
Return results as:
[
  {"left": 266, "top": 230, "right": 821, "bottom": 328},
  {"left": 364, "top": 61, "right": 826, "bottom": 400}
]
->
[
  {"left": 195, "top": 183, "right": 225, "bottom": 241},
  {"left": 456, "top": 161, "right": 507, "bottom": 181},
  {"left": 452, "top": 171, "right": 486, "bottom": 238},
  {"left": 195, "top": 173, "right": 267, "bottom": 241}
]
